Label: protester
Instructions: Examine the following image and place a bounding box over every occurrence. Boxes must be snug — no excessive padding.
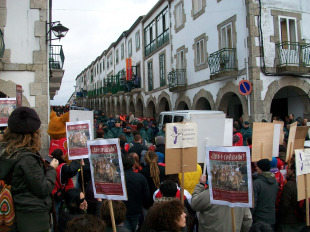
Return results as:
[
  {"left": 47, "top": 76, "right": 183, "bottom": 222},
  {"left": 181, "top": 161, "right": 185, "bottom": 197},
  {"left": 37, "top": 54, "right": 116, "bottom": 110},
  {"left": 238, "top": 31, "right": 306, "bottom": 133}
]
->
[
  {"left": 122, "top": 154, "right": 150, "bottom": 232},
  {"left": 156, "top": 124, "right": 166, "bottom": 137},
  {"left": 128, "top": 112, "right": 135, "bottom": 123},
  {"left": 137, "top": 122, "right": 148, "bottom": 143},
  {"left": 65, "top": 214, "right": 106, "bottom": 232},
  {"left": 128, "top": 134, "right": 147, "bottom": 160},
  {"left": 58, "top": 188, "right": 87, "bottom": 232},
  {"left": 269, "top": 157, "right": 284, "bottom": 215},
  {"left": 100, "top": 200, "right": 130, "bottom": 232},
  {"left": 128, "top": 152, "right": 142, "bottom": 173},
  {"left": 124, "top": 126, "right": 134, "bottom": 144},
  {"left": 251, "top": 159, "right": 278, "bottom": 228},
  {"left": 140, "top": 151, "right": 165, "bottom": 208},
  {"left": 141, "top": 199, "right": 186, "bottom": 232},
  {"left": 191, "top": 174, "right": 252, "bottom": 232},
  {"left": 0, "top": 106, "right": 58, "bottom": 232},
  {"left": 107, "top": 114, "right": 116, "bottom": 129},
  {"left": 241, "top": 121, "right": 252, "bottom": 146},
  {"left": 233, "top": 123, "right": 243, "bottom": 146},
  {"left": 278, "top": 161, "right": 307, "bottom": 231},
  {"left": 111, "top": 120, "right": 124, "bottom": 138},
  {"left": 178, "top": 163, "right": 202, "bottom": 195}
]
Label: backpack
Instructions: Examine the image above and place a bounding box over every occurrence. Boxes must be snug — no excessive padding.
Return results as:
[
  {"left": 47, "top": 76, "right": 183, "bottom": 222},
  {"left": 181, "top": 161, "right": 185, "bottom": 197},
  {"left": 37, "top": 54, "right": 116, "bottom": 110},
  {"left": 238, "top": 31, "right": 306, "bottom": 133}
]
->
[
  {"left": 295, "top": 198, "right": 310, "bottom": 221},
  {"left": 0, "top": 180, "right": 15, "bottom": 231}
]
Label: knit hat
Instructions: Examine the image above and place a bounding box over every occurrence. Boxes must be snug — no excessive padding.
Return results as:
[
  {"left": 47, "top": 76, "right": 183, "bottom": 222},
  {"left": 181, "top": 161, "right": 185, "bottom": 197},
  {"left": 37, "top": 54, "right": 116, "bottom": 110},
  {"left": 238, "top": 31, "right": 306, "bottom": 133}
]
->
[
  {"left": 155, "top": 136, "right": 165, "bottom": 145},
  {"left": 244, "top": 121, "right": 250, "bottom": 125},
  {"left": 270, "top": 157, "right": 278, "bottom": 168},
  {"left": 257, "top": 159, "right": 271, "bottom": 171},
  {"left": 8, "top": 106, "right": 41, "bottom": 134}
]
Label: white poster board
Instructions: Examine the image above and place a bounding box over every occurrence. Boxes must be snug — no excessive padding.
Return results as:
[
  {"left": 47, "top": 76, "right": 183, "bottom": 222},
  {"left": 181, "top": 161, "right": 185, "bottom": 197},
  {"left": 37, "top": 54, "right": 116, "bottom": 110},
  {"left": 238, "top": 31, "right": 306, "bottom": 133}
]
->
[
  {"left": 205, "top": 146, "right": 252, "bottom": 208},
  {"left": 88, "top": 139, "right": 127, "bottom": 200},
  {"left": 224, "top": 118, "right": 233, "bottom": 146},
  {"left": 70, "top": 110, "right": 94, "bottom": 138},
  {"left": 66, "top": 120, "right": 93, "bottom": 160},
  {"left": 295, "top": 149, "right": 310, "bottom": 176},
  {"left": 0, "top": 98, "right": 16, "bottom": 127},
  {"left": 166, "top": 122, "right": 198, "bottom": 149}
]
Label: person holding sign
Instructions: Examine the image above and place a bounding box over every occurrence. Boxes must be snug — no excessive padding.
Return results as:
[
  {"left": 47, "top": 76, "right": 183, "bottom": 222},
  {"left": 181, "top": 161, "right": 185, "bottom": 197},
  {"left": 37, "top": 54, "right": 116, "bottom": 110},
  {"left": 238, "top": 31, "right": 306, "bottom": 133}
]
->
[
  {"left": 251, "top": 159, "right": 278, "bottom": 228},
  {"left": 278, "top": 161, "right": 307, "bottom": 231},
  {"left": 191, "top": 174, "right": 252, "bottom": 232}
]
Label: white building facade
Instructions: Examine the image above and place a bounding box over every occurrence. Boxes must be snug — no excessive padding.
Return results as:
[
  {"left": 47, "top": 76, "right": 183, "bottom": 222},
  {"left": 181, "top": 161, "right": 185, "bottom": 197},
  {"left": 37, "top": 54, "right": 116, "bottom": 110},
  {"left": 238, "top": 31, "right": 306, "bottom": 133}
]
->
[{"left": 75, "top": 0, "right": 310, "bottom": 122}]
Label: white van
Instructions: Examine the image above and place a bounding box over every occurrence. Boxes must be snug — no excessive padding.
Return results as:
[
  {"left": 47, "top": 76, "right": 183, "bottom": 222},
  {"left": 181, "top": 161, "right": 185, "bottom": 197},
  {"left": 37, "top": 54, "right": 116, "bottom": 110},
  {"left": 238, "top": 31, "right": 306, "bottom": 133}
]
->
[{"left": 158, "top": 110, "right": 232, "bottom": 163}]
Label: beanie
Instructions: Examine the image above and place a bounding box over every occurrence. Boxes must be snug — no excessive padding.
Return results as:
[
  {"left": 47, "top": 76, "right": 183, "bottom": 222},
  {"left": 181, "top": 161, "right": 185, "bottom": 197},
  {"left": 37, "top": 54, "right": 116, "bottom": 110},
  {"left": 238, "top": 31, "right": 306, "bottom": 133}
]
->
[
  {"left": 270, "top": 157, "right": 278, "bottom": 168},
  {"left": 257, "top": 159, "right": 271, "bottom": 172},
  {"left": 155, "top": 136, "right": 165, "bottom": 145},
  {"left": 8, "top": 106, "right": 41, "bottom": 134}
]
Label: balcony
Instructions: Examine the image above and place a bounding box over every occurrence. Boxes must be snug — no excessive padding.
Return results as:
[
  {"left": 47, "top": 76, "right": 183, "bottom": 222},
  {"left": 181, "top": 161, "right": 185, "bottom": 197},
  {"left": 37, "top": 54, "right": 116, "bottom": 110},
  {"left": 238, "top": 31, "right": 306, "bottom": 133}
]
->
[
  {"left": 208, "top": 48, "right": 237, "bottom": 80},
  {"left": 145, "top": 29, "right": 170, "bottom": 57},
  {"left": 49, "top": 45, "right": 65, "bottom": 99},
  {"left": 168, "top": 69, "right": 187, "bottom": 92},
  {"left": 276, "top": 42, "right": 310, "bottom": 75}
]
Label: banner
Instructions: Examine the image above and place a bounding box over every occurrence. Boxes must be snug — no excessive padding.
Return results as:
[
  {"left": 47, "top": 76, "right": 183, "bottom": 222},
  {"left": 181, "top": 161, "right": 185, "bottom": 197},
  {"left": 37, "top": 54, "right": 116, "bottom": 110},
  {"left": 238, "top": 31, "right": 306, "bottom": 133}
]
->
[
  {"left": 126, "top": 58, "right": 132, "bottom": 81},
  {"left": 205, "top": 146, "right": 252, "bottom": 208},
  {"left": 88, "top": 139, "right": 127, "bottom": 200},
  {"left": 66, "top": 120, "right": 92, "bottom": 160},
  {"left": 0, "top": 98, "right": 16, "bottom": 127},
  {"left": 166, "top": 122, "right": 198, "bottom": 149}
]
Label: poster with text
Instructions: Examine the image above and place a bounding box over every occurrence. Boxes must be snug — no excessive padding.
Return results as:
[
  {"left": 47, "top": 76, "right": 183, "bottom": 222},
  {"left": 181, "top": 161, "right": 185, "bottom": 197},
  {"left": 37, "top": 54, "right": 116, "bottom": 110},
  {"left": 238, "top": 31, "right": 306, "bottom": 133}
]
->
[
  {"left": 166, "top": 122, "right": 198, "bottom": 149},
  {"left": 88, "top": 139, "right": 127, "bottom": 200},
  {"left": 0, "top": 98, "right": 16, "bottom": 127},
  {"left": 66, "top": 120, "right": 92, "bottom": 160},
  {"left": 295, "top": 149, "right": 310, "bottom": 176},
  {"left": 205, "top": 146, "right": 252, "bottom": 208}
]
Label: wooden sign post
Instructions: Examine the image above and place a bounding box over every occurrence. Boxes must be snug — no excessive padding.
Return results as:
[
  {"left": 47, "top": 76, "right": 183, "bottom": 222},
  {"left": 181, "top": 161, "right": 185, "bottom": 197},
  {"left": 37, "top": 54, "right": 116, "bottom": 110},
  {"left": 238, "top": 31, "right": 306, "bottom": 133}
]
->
[
  {"left": 165, "top": 122, "right": 198, "bottom": 205},
  {"left": 108, "top": 200, "right": 117, "bottom": 232}
]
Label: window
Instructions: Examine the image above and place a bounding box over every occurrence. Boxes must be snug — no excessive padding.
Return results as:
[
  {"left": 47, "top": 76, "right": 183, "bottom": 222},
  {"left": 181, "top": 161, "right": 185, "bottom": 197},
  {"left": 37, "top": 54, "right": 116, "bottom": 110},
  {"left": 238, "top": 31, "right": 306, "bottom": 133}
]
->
[
  {"left": 176, "top": 3, "right": 183, "bottom": 29},
  {"left": 147, "top": 61, "right": 153, "bottom": 91},
  {"left": 280, "top": 17, "right": 297, "bottom": 44},
  {"left": 220, "top": 23, "right": 233, "bottom": 49},
  {"left": 102, "top": 59, "right": 105, "bottom": 70},
  {"left": 128, "top": 39, "right": 132, "bottom": 57},
  {"left": 144, "top": 21, "right": 156, "bottom": 56},
  {"left": 159, "top": 53, "right": 166, "bottom": 86},
  {"left": 121, "top": 43, "right": 124, "bottom": 60},
  {"left": 107, "top": 54, "right": 112, "bottom": 69},
  {"left": 135, "top": 31, "right": 140, "bottom": 50},
  {"left": 193, "top": 0, "right": 202, "bottom": 15},
  {"left": 100, "top": 63, "right": 102, "bottom": 73},
  {"left": 196, "top": 39, "right": 205, "bottom": 65},
  {"left": 157, "top": 8, "right": 169, "bottom": 47},
  {"left": 116, "top": 49, "right": 119, "bottom": 64},
  {"left": 177, "top": 50, "right": 185, "bottom": 69}
]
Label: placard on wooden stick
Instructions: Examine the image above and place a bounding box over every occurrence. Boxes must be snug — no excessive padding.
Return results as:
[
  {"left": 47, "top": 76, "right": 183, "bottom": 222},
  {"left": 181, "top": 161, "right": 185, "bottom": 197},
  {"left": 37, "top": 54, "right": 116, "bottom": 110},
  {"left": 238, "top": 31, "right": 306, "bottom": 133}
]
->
[
  {"left": 252, "top": 122, "right": 280, "bottom": 162},
  {"left": 286, "top": 122, "right": 297, "bottom": 162},
  {"left": 294, "top": 126, "right": 310, "bottom": 150},
  {"left": 273, "top": 120, "right": 284, "bottom": 145},
  {"left": 165, "top": 122, "right": 198, "bottom": 174}
]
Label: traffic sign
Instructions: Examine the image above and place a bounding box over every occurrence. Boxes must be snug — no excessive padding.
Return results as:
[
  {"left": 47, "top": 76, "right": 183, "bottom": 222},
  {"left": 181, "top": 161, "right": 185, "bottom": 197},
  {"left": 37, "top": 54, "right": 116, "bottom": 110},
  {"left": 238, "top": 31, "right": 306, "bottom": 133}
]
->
[{"left": 239, "top": 80, "right": 252, "bottom": 96}]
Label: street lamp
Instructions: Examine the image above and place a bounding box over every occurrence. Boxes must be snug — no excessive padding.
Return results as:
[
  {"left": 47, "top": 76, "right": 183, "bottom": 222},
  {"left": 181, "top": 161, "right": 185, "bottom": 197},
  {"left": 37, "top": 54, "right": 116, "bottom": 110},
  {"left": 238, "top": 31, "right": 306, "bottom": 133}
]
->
[{"left": 47, "top": 21, "right": 69, "bottom": 41}]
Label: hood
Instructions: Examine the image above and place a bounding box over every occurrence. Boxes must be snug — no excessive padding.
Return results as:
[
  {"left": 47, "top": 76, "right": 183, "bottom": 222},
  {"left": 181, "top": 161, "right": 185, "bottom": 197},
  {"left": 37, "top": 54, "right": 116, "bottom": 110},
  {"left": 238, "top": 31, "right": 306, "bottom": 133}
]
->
[
  {"left": 258, "top": 171, "right": 277, "bottom": 184},
  {"left": 0, "top": 142, "right": 33, "bottom": 180}
]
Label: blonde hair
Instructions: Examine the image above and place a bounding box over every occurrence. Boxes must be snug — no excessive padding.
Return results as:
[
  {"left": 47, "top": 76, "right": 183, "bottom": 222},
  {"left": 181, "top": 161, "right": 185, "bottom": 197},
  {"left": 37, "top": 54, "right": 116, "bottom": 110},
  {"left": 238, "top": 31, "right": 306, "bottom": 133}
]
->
[
  {"left": 145, "top": 151, "right": 160, "bottom": 189},
  {"left": 2, "top": 128, "right": 41, "bottom": 154}
]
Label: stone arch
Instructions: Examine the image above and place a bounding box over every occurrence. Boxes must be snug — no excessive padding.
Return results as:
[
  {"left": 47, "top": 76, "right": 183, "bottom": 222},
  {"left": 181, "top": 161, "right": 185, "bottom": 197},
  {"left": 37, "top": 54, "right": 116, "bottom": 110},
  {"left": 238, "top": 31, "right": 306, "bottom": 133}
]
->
[
  {"left": 0, "top": 80, "right": 30, "bottom": 106},
  {"left": 116, "top": 101, "right": 121, "bottom": 115},
  {"left": 192, "top": 89, "right": 215, "bottom": 110},
  {"left": 174, "top": 95, "right": 191, "bottom": 110},
  {"left": 136, "top": 95, "right": 144, "bottom": 118},
  {"left": 146, "top": 96, "right": 157, "bottom": 118},
  {"left": 215, "top": 82, "right": 248, "bottom": 120},
  {"left": 121, "top": 99, "right": 127, "bottom": 114},
  {"left": 129, "top": 99, "right": 135, "bottom": 115},
  {"left": 264, "top": 77, "right": 310, "bottom": 120},
  {"left": 157, "top": 91, "right": 172, "bottom": 113}
]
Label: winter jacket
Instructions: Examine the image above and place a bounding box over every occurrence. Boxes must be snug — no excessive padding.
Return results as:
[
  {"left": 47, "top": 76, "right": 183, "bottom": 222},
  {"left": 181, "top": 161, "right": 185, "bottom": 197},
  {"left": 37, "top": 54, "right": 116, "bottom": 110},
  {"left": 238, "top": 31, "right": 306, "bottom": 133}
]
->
[
  {"left": 178, "top": 164, "right": 202, "bottom": 195},
  {"left": 58, "top": 205, "right": 86, "bottom": 232},
  {"left": 155, "top": 144, "right": 165, "bottom": 155},
  {"left": 139, "top": 128, "right": 149, "bottom": 143},
  {"left": 0, "top": 144, "right": 56, "bottom": 232},
  {"left": 123, "top": 169, "right": 150, "bottom": 216},
  {"left": 140, "top": 165, "right": 165, "bottom": 208},
  {"left": 251, "top": 172, "right": 278, "bottom": 225},
  {"left": 111, "top": 126, "right": 124, "bottom": 138},
  {"left": 124, "top": 133, "right": 134, "bottom": 144},
  {"left": 240, "top": 127, "right": 252, "bottom": 146},
  {"left": 191, "top": 183, "right": 252, "bottom": 232},
  {"left": 128, "top": 142, "right": 147, "bottom": 160}
]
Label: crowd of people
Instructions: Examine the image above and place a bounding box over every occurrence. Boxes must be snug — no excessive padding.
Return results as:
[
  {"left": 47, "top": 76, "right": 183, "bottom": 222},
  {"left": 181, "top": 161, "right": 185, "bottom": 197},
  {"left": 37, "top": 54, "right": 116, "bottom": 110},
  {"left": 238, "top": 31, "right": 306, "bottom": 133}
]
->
[{"left": 0, "top": 106, "right": 310, "bottom": 232}]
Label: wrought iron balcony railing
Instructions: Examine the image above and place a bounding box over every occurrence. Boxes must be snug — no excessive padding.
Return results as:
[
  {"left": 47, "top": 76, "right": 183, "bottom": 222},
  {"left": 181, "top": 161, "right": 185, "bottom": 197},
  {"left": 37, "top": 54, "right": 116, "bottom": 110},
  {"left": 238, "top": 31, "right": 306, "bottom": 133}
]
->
[
  {"left": 168, "top": 69, "right": 186, "bottom": 91},
  {"left": 0, "top": 30, "right": 5, "bottom": 59},
  {"left": 49, "top": 45, "right": 65, "bottom": 69},
  {"left": 208, "top": 48, "right": 237, "bottom": 75},
  {"left": 145, "top": 30, "right": 169, "bottom": 57},
  {"left": 276, "top": 41, "right": 310, "bottom": 66}
]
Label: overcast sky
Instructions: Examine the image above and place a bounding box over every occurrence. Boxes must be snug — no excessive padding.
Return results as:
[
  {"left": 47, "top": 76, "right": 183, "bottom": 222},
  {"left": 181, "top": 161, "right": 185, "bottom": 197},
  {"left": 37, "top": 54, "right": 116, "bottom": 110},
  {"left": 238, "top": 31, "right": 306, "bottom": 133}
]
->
[{"left": 50, "top": 0, "right": 158, "bottom": 106}]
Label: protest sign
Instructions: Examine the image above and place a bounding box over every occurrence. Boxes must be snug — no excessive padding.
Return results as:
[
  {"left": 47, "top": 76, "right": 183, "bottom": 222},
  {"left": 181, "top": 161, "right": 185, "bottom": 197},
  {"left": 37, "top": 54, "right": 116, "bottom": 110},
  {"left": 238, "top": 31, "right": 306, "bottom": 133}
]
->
[
  {"left": 286, "top": 122, "right": 297, "bottom": 162},
  {"left": 88, "top": 139, "right": 127, "bottom": 201},
  {"left": 0, "top": 98, "right": 16, "bottom": 127},
  {"left": 166, "top": 122, "right": 198, "bottom": 149},
  {"left": 252, "top": 122, "right": 281, "bottom": 162},
  {"left": 205, "top": 146, "right": 252, "bottom": 208},
  {"left": 66, "top": 120, "right": 92, "bottom": 160}
]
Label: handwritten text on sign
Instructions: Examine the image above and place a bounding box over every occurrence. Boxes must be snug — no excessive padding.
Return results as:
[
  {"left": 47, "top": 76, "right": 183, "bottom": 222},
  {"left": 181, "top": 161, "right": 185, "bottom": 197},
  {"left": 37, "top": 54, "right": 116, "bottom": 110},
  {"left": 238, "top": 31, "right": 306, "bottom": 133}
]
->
[
  {"left": 166, "top": 122, "right": 197, "bottom": 149},
  {"left": 295, "top": 149, "right": 310, "bottom": 176}
]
